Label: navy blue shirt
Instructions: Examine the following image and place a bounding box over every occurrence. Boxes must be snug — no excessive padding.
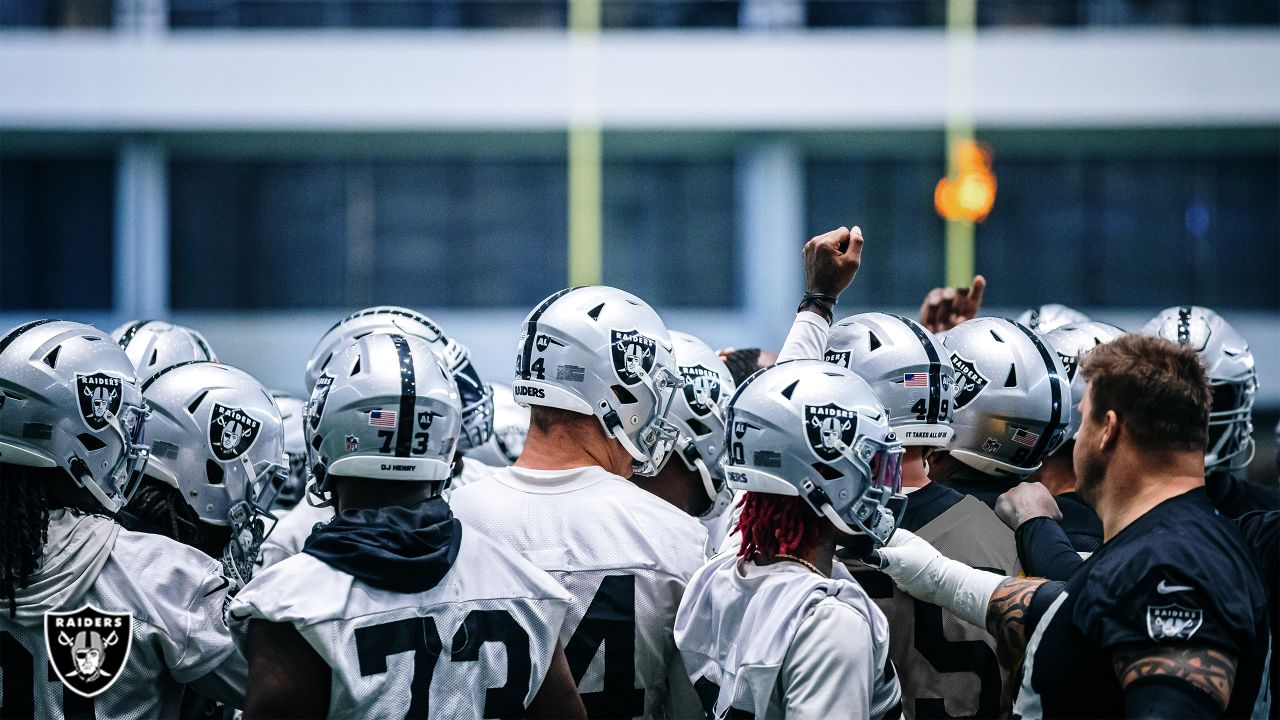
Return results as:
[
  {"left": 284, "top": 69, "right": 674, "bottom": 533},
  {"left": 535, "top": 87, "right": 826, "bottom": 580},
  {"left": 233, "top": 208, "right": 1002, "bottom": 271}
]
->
[{"left": 1017, "top": 488, "right": 1270, "bottom": 719}]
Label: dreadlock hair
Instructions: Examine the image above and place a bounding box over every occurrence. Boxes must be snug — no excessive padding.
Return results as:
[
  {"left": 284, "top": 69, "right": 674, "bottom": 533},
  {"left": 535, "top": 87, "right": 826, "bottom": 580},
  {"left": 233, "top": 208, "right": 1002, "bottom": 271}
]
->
[
  {"left": 0, "top": 464, "right": 52, "bottom": 618},
  {"left": 121, "top": 477, "right": 228, "bottom": 558},
  {"left": 734, "top": 491, "right": 823, "bottom": 562}
]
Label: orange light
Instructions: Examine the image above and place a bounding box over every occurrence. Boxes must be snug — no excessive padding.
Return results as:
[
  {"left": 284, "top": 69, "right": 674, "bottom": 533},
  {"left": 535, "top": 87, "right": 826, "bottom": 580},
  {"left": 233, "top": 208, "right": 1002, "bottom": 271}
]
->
[{"left": 935, "top": 141, "right": 997, "bottom": 223}]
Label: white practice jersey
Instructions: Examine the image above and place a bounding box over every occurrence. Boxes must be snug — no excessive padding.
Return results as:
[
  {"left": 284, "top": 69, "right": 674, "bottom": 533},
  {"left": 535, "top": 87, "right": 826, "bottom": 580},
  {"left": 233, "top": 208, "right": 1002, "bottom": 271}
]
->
[
  {"left": 229, "top": 523, "right": 571, "bottom": 720},
  {"left": 675, "top": 552, "right": 900, "bottom": 720},
  {"left": 255, "top": 496, "right": 333, "bottom": 571},
  {"left": 0, "top": 530, "right": 246, "bottom": 719},
  {"left": 449, "top": 465, "right": 709, "bottom": 720}
]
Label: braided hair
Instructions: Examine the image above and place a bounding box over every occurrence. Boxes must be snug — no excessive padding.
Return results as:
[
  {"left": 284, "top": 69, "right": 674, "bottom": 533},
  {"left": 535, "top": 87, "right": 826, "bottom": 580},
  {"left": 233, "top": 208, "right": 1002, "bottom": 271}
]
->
[
  {"left": 0, "top": 464, "right": 52, "bottom": 618},
  {"left": 122, "top": 477, "right": 226, "bottom": 557},
  {"left": 734, "top": 491, "right": 822, "bottom": 562}
]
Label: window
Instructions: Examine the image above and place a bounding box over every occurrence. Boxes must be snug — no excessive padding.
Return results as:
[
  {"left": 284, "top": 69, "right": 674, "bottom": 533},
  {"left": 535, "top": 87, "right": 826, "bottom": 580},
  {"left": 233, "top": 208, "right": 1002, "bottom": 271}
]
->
[{"left": 0, "top": 157, "right": 115, "bottom": 311}]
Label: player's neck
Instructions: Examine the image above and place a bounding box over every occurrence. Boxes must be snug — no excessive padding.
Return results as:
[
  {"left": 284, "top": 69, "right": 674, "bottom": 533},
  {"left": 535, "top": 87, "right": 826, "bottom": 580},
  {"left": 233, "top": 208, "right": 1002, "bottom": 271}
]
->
[
  {"left": 1035, "top": 449, "right": 1077, "bottom": 495},
  {"left": 635, "top": 460, "right": 708, "bottom": 516},
  {"left": 1094, "top": 444, "right": 1204, "bottom": 542},
  {"left": 333, "top": 478, "right": 435, "bottom": 512},
  {"left": 900, "top": 447, "right": 931, "bottom": 490},
  {"left": 515, "top": 416, "right": 633, "bottom": 478}
]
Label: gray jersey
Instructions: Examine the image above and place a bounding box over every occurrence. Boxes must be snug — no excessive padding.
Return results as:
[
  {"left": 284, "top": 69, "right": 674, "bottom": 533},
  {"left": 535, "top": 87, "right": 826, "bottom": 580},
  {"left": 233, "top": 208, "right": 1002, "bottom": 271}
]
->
[
  {"left": 449, "top": 465, "right": 709, "bottom": 720},
  {"left": 0, "top": 530, "right": 245, "bottom": 719},
  {"left": 229, "top": 523, "right": 571, "bottom": 719}
]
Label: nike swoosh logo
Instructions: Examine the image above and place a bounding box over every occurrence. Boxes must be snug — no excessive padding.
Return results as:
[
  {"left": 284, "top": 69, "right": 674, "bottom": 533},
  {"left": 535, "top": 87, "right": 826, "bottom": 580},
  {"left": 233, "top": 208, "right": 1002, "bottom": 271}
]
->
[
  {"left": 203, "top": 577, "right": 231, "bottom": 598},
  {"left": 1157, "top": 580, "right": 1195, "bottom": 595}
]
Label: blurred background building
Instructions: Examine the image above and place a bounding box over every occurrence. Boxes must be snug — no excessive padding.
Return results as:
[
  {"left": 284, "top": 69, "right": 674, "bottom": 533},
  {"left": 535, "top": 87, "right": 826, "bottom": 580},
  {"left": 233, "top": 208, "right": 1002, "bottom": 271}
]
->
[{"left": 1, "top": 0, "right": 1277, "bottom": 471}]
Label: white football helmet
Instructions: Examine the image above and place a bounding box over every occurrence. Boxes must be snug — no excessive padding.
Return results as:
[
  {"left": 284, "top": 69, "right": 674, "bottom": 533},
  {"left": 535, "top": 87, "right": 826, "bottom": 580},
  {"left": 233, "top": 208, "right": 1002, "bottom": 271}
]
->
[
  {"left": 462, "top": 384, "right": 530, "bottom": 468},
  {"left": 722, "top": 359, "right": 905, "bottom": 545},
  {"left": 667, "top": 331, "right": 737, "bottom": 519},
  {"left": 111, "top": 320, "right": 217, "bottom": 385},
  {"left": 513, "top": 286, "right": 683, "bottom": 477},
  {"left": 0, "top": 320, "right": 151, "bottom": 514},
  {"left": 304, "top": 306, "right": 492, "bottom": 451},
  {"left": 1016, "top": 304, "right": 1090, "bottom": 334},
  {"left": 268, "top": 390, "right": 309, "bottom": 509},
  {"left": 825, "top": 313, "right": 956, "bottom": 448},
  {"left": 941, "top": 318, "right": 1072, "bottom": 477},
  {"left": 306, "top": 333, "right": 462, "bottom": 499},
  {"left": 1143, "top": 306, "right": 1256, "bottom": 471},
  {"left": 1043, "top": 321, "right": 1126, "bottom": 442},
  {"left": 142, "top": 362, "right": 286, "bottom": 583}
]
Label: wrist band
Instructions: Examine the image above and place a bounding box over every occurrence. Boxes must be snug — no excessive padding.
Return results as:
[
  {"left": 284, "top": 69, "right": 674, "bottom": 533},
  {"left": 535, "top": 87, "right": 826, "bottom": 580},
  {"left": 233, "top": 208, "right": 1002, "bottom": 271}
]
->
[{"left": 798, "top": 292, "right": 837, "bottom": 322}]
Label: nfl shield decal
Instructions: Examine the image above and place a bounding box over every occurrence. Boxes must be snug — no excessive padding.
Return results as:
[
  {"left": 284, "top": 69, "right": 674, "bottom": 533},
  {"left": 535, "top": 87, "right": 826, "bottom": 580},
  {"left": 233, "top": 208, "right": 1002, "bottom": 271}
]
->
[
  {"left": 680, "top": 365, "right": 721, "bottom": 417},
  {"left": 824, "top": 349, "right": 853, "bottom": 368},
  {"left": 310, "top": 372, "right": 335, "bottom": 431},
  {"left": 804, "top": 403, "right": 858, "bottom": 462},
  {"left": 76, "top": 373, "right": 123, "bottom": 432},
  {"left": 1057, "top": 352, "right": 1080, "bottom": 381},
  {"left": 949, "top": 352, "right": 989, "bottom": 411},
  {"left": 209, "top": 404, "right": 261, "bottom": 461},
  {"left": 611, "top": 329, "right": 656, "bottom": 386},
  {"left": 1147, "top": 604, "right": 1203, "bottom": 642},
  {"left": 45, "top": 605, "right": 133, "bottom": 698}
]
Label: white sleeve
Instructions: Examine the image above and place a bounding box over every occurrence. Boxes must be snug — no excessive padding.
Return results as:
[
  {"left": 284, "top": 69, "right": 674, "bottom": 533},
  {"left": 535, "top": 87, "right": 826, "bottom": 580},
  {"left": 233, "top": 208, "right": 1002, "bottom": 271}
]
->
[
  {"left": 779, "top": 601, "right": 878, "bottom": 720},
  {"left": 776, "top": 312, "right": 831, "bottom": 363},
  {"left": 169, "top": 564, "right": 247, "bottom": 707}
]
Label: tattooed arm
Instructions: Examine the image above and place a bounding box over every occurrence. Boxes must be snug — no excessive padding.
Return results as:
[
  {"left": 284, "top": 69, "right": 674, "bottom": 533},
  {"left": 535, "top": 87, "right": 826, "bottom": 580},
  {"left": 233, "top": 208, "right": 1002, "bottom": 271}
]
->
[{"left": 1111, "top": 644, "right": 1236, "bottom": 717}]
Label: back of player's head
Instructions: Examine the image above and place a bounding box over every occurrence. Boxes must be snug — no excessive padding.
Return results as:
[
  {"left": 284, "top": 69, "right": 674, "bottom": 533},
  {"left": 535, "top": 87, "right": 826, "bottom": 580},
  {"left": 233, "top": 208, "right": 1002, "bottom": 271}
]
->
[
  {"left": 513, "top": 286, "right": 682, "bottom": 476},
  {"left": 1043, "top": 321, "right": 1126, "bottom": 443},
  {"left": 112, "top": 319, "right": 217, "bottom": 385},
  {"left": 1142, "top": 306, "right": 1255, "bottom": 471},
  {"left": 666, "top": 331, "right": 737, "bottom": 519},
  {"left": 826, "top": 312, "right": 956, "bottom": 448},
  {"left": 941, "top": 317, "right": 1071, "bottom": 478},
  {"left": 722, "top": 360, "right": 904, "bottom": 546},
  {"left": 1080, "top": 333, "right": 1210, "bottom": 455},
  {"left": 305, "top": 306, "right": 493, "bottom": 451},
  {"left": 306, "top": 333, "right": 462, "bottom": 501}
]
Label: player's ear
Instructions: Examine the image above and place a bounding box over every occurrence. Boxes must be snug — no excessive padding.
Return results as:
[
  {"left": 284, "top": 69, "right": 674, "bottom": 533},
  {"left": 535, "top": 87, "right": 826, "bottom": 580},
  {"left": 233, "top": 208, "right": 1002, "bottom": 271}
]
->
[{"left": 1099, "top": 410, "right": 1119, "bottom": 451}]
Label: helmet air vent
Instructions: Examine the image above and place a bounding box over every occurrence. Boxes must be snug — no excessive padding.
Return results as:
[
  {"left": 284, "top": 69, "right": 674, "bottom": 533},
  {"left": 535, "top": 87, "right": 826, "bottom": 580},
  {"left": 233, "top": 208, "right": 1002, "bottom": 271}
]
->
[
  {"left": 1004, "top": 364, "right": 1018, "bottom": 388},
  {"left": 42, "top": 346, "right": 60, "bottom": 369}
]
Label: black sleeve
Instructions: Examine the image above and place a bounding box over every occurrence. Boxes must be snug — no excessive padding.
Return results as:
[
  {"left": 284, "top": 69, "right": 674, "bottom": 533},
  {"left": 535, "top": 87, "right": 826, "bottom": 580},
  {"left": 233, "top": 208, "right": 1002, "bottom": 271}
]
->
[
  {"left": 1122, "top": 677, "right": 1223, "bottom": 719},
  {"left": 1016, "top": 517, "right": 1085, "bottom": 581}
]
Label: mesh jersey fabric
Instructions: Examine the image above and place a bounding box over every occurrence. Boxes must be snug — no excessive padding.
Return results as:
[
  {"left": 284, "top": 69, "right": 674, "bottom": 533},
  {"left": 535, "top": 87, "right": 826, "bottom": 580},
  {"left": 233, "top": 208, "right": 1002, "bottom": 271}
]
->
[
  {"left": 230, "top": 521, "right": 571, "bottom": 720},
  {"left": 0, "top": 528, "right": 245, "bottom": 719},
  {"left": 448, "top": 464, "right": 710, "bottom": 719}
]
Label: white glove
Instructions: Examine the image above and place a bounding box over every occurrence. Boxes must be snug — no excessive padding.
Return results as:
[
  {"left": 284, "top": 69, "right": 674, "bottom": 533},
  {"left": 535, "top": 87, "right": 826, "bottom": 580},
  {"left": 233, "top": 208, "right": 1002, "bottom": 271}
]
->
[{"left": 875, "top": 528, "right": 1007, "bottom": 629}]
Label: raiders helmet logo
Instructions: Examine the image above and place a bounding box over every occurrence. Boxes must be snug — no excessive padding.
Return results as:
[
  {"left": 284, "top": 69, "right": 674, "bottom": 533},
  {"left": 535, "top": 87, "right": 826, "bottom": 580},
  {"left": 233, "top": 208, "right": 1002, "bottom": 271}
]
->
[
  {"left": 1057, "top": 352, "right": 1079, "bottom": 381},
  {"left": 1147, "top": 604, "right": 1203, "bottom": 642},
  {"left": 310, "top": 372, "right": 335, "bottom": 431},
  {"left": 804, "top": 403, "right": 858, "bottom": 462},
  {"left": 45, "top": 605, "right": 133, "bottom": 698},
  {"left": 824, "top": 349, "right": 853, "bottom": 368},
  {"left": 680, "top": 365, "right": 722, "bottom": 417},
  {"left": 610, "top": 329, "right": 656, "bottom": 386},
  {"left": 949, "top": 353, "right": 989, "bottom": 411},
  {"left": 76, "top": 373, "right": 123, "bottom": 432},
  {"left": 209, "top": 404, "right": 261, "bottom": 461}
]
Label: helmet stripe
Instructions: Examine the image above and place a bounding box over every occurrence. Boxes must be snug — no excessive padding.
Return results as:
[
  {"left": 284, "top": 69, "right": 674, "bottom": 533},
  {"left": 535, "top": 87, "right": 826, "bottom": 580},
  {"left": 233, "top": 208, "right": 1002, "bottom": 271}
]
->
[
  {"left": 0, "top": 318, "right": 59, "bottom": 355},
  {"left": 116, "top": 319, "right": 152, "bottom": 350},
  {"left": 1177, "top": 306, "right": 1192, "bottom": 346},
  {"left": 518, "top": 287, "right": 578, "bottom": 382},
  {"left": 892, "top": 315, "right": 943, "bottom": 424},
  {"left": 389, "top": 334, "right": 416, "bottom": 458},
  {"left": 1010, "top": 322, "right": 1065, "bottom": 465},
  {"left": 141, "top": 359, "right": 210, "bottom": 393}
]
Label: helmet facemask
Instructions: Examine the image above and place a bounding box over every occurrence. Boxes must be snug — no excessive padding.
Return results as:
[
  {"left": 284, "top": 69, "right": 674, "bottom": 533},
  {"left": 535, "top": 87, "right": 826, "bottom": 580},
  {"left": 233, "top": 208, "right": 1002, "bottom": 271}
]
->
[
  {"left": 220, "top": 454, "right": 283, "bottom": 586},
  {"left": 612, "top": 364, "right": 683, "bottom": 477},
  {"left": 1206, "top": 375, "right": 1256, "bottom": 471}
]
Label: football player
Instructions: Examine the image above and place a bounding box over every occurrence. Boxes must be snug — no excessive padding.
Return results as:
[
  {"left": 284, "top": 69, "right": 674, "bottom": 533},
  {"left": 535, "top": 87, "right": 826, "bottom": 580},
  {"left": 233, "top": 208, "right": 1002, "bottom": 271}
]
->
[
  {"left": 674, "top": 360, "right": 902, "bottom": 719},
  {"left": 1015, "top": 303, "right": 1090, "bottom": 334},
  {"left": 230, "top": 333, "right": 584, "bottom": 719},
  {"left": 918, "top": 274, "right": 988, "bottom": 334},
  {"left": 121, "top": 362, "right": 285, "bottom": 587},
  {"left": 926, "top": 317, "right": 1073, "bottom": 508},
  {"left": 267, "top": 390, "right": 309, "bottom": 513},
  {"left": 873, "top": 334, "right": 1270, "bottom": 719},
  {"left": 111, "top": 319, "right": 217, "bottom": 384},
  {"left": 0, "top": 320, "right": 246, "bottom": 717},
  {"left": 448, "top": 286, "right": 709, "bottom": 719},
  {"left": 1144, "top": 306, "right": 1278, "bottom": 515}
]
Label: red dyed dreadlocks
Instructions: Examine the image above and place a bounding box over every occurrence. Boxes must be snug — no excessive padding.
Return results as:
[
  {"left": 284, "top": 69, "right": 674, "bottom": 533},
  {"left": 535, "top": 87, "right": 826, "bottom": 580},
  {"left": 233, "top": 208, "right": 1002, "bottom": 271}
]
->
[{"left": 734, "top": 492, "right": 823, "bottom": 561}]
